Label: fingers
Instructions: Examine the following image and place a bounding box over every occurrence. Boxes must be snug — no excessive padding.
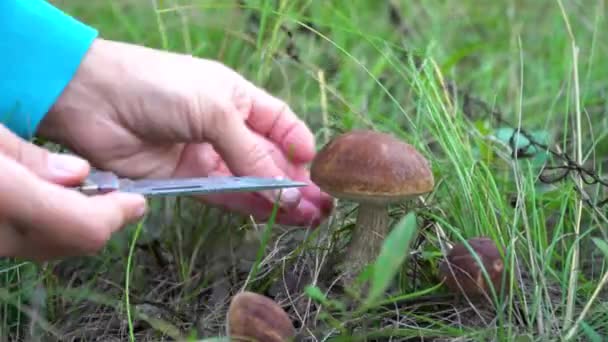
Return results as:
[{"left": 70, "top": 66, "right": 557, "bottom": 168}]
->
[
  {"left": 0, "top": 124, "right": 89, "bottom": 185},
  {"left": 210, "top": 110, "right": 303, "bottom": 210},
  {"left": 0, "top": 153, "right": 146, "bottom": 261},
  {"left": 244, "top": 83, "right": 316, "bottom": 163},
  {"left": 288, "top": 166, "right": 335, "bottom": 218},
  {"left": 174, "top": 143, "right": 332, "bottom": 227},
  {"left": 193, "top": 176, "right": 324, "bottom": 227}
]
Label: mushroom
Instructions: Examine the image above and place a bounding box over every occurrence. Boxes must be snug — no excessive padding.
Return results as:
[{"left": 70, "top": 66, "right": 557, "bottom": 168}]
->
[
  {"left": 226, "top": 291, "right": 295, "bottom": 342},
  {"left": 438, "top": 237, "right": 506, "bottom": 299},
  {"left": 310, "top": 130, "right": 434, "bottom": 285}
]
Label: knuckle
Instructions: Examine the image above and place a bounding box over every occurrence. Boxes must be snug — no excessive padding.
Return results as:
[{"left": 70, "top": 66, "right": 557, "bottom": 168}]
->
[
  {"left": 246, "top": 141, "right": 271, "bottom": 166},
  {"left": 0, "top": 124, "right": 47, "bottom": 168},
  {"left": 245, "top": 146, "right": 261, "bottom": 164},
  {"left": 201, "top": 101, "right": 234, "bottom": 143},
  {"left": 179, "top": 92, "right": 205, "bottom": 140},
  {"left": 231, "top": 82, "right": 253, "bottom": 115}
]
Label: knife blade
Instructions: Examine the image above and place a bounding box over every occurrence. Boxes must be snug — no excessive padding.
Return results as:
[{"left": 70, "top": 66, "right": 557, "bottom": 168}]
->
[{"left": 74, "top": 171, "right": 308, "bottom": 197}]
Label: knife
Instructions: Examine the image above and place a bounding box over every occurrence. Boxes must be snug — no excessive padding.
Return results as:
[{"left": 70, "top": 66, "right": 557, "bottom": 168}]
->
[{"left": 73, "top": 170, "right": 308, "bottom": 197}]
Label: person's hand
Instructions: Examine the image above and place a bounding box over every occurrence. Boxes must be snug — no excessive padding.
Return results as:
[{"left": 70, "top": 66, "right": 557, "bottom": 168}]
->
[
  {"left": 0, "top": 125, "right": 146, "bottom": 261},
  {"left": 38, "top": 38, "right": 333, "bottom": 227}
]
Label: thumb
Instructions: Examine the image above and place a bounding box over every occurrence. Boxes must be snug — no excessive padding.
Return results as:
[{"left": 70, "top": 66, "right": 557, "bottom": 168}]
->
[
  {"left": 0, "top": 124, "right": 89, "bottom": 185},
  {"left": 0, "top": 152, "right": 146, "bottom": 261}
]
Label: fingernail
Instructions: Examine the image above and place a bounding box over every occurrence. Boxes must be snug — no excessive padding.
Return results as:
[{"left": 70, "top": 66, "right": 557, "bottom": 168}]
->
[
  {"left": 48, "top": 153, "right": 88, "bottom": 177},
  {"left": 279, "top": 188, "right": 301, "bottom": 208},
  {"left": 263, "top": 187, "right": 301, "bottom": 209},
  {"left": 262, "top": 176, "right": 302, "bottom": 209},
  {"left": 135, "top": 199, "right": 148, "bottom": 218}
]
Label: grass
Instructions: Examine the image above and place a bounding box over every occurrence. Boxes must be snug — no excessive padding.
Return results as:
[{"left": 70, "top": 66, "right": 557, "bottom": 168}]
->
[{"left": 2, "top": 0, "right": 608, "bottom": 340}]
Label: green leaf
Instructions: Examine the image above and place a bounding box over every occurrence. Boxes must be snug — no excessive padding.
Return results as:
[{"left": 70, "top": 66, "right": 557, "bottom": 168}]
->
[
  {"left": 363, "top": 212, "right": 418, "bottom": 307},
  {"left": 580, "top": 321, "right": 604, "bottom": 342},
  {"left": 494, "top": 127, "right": 549, "bottom": 167},
  {"left": 592, "top": 238, "right": 608, "bottom": 260},
  {"left": 305, "top": 285, "right": 328, "bottom": 304},
  {"left": 368, "top": 282, "right": 443, "bottom": 310},
  {"left": 305, "top": 284, "right": 346, "bottom": 311},
  {"left": 471, "top": 119, "right": 495, "bottom": 164}
]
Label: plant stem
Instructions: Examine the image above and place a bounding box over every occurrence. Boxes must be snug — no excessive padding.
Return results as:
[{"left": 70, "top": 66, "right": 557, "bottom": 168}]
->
[{"left": 340, "top": 203, "right": 390, "bottom": 286}]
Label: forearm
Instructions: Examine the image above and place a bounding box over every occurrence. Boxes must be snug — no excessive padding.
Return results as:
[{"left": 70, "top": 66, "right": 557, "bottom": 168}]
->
[{"left": 0, "top": 0, "right": 97, "bottom": 140}]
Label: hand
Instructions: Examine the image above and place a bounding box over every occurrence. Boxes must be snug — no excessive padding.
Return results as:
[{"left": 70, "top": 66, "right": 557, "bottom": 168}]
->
[
  {"left": 38, "top": 38, "right": 333, "bottom": 227},
  {"left": 0, "top": 124, "right": 146, "bottom": 261}
]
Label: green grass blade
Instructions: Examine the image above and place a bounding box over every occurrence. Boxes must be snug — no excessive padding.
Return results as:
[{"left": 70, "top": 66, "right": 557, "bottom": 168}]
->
[
  {"left": 592, "top": 238, "right": 608, "bottom": 260},
  {"left": 579, "top": 321, "right": 604, "bottom": 342},
  {"left": 363, "top": 212, "right": 418, "bottom": 308}
]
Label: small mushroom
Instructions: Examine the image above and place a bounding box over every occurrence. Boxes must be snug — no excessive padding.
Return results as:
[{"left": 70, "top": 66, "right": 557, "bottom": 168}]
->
[
  {"left": 438, "top": 237, "right": 506, "bottom": 299},
  {"left": 226, "top": 291, "right": 295, "bottom": 342},
  {"left": 310, "top": 130, "right": 434, "bottom": 285}
]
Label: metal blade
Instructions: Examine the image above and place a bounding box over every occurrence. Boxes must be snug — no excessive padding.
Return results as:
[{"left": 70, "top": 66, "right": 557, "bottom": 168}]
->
[{"left": 117, "top": 176, "right": 308, "bottom": 197}]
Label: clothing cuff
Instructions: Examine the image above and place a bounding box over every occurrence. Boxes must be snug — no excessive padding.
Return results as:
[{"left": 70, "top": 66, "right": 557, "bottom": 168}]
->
[{"left": 0, "top": 0, "right": 98, "bottom": 140}]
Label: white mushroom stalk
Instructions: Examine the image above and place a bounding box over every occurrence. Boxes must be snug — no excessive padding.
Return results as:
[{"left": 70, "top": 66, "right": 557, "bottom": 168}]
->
[{"left": 345, "top": 201, "right": 391, "bottom": 278}]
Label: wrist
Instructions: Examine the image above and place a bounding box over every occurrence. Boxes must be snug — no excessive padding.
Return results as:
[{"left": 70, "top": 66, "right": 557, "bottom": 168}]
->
[{"left": 38, "top": 38, "right": 121, "bottom": 145}]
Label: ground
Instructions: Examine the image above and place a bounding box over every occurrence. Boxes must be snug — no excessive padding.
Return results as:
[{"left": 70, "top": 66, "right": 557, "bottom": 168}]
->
[{"left": 2, "top": 0, "right": 608, "bottom": 341}]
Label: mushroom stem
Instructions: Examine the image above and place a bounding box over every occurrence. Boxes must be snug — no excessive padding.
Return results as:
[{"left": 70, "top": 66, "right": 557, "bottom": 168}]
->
[{"left": 341, "top": 203, "right": 390, "bottom": 285}]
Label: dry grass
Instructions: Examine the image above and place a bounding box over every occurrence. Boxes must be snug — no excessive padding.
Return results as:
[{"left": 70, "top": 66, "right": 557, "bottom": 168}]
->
[{"left": 2, "top": 0, "right": 608, "bottom": 341}]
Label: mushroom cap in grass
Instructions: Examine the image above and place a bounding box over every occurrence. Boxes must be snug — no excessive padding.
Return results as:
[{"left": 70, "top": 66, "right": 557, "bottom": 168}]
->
[
  {"left": 439, "top": 237, "right": 505, "bottom": 298},
  {"left": 226, "top": 291, "right": 295, "bottom": 342},
  {"left": 310, "top": 130, "right": 434, "bottom": 205}
]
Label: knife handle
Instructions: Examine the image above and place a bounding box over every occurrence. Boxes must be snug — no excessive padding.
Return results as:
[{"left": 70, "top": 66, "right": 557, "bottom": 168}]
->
[{"left": 70, "top": 170, "right": 121, "bottom": 195}]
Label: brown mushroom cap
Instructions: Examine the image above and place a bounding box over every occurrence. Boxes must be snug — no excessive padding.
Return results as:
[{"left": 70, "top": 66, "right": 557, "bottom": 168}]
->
[
  {"left": 310, "top": 130, "right": 434, "bottom": 204},
  {"left": 226, "top": 291, "right": 295, "bottom": 342},
  {"left": 439, "top": 237, "right": 505, "bottom": 298}
]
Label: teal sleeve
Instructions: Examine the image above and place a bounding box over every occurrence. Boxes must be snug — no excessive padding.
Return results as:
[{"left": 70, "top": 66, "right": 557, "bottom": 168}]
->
[{"left": 0, "top": 0, "right": 98, "bottom": 140}]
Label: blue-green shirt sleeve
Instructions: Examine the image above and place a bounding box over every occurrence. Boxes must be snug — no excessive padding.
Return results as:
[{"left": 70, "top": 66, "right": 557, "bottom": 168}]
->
[{"left": 0, "top": 0, "right": 98, "bottom": 140}]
